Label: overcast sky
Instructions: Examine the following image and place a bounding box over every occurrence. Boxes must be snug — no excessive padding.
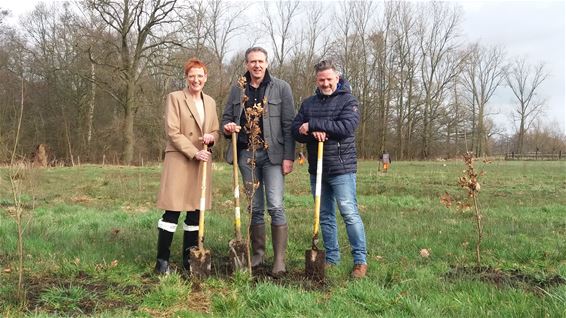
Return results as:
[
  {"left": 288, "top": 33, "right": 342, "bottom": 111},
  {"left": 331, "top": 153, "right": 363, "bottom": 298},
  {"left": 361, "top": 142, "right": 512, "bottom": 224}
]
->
[
  {"left": 457, "top": 0, "right": 565, "bottom": 135},
  {"left": 1, "top": 0, "right": 564, "bottom": 135}
]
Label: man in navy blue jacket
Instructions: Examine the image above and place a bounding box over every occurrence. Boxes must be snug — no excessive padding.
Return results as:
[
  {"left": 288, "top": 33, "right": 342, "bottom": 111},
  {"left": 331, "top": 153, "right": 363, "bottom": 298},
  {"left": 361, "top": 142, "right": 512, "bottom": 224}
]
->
[{"left": 292, "top": 60, "right": 368, "bottom": 278}]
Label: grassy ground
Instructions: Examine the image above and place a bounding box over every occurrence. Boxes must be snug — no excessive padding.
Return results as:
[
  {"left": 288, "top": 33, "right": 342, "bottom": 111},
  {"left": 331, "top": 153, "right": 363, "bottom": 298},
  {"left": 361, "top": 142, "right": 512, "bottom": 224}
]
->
[{"left": 1, "top": 159, "right": 565, "bottom": 317}]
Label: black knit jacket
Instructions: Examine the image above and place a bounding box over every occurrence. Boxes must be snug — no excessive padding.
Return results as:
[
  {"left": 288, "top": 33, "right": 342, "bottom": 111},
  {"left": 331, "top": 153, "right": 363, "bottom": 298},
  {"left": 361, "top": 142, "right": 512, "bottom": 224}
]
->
[{"left": 292, "top": 78, "right": 359, "bottom": 176}]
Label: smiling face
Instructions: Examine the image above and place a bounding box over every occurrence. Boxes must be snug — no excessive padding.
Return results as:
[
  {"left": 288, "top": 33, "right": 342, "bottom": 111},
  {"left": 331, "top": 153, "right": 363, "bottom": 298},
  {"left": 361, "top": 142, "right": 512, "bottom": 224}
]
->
[
  {"left": 245, "top": 51, "right": 268, "bottom": 83},
  {"left": 316, "top": 68, "right": 339, "bottom": 96},
  {"left": 185, "top": 67, "right": 207, "bottom": 94}
]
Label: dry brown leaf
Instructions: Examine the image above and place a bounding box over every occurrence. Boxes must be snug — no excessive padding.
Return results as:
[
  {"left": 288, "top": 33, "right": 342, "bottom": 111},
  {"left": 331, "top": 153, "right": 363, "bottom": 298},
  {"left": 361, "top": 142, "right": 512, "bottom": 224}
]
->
[{"left": 440, "top": 192, "right": 452, "bottom": 208}]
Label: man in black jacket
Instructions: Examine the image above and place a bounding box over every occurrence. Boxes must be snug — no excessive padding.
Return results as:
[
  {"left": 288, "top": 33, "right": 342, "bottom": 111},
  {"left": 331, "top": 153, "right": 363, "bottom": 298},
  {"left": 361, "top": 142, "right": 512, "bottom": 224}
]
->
[{"left": 292, "top": 60, "right": 368, "bottom": 278}]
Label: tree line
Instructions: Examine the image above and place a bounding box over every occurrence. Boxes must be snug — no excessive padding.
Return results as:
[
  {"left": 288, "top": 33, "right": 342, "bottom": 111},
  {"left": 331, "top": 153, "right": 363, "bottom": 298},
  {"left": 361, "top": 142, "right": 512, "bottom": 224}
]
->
[{"left": 1, "top": 0, "right": 564, "bottom": 165}]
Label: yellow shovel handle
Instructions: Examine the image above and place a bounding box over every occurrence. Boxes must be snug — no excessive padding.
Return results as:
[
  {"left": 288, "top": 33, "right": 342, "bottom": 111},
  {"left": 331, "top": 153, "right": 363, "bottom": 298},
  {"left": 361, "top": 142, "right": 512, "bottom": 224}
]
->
[{"left": 313, "top": 141, "right": 323, "bottom": 238}]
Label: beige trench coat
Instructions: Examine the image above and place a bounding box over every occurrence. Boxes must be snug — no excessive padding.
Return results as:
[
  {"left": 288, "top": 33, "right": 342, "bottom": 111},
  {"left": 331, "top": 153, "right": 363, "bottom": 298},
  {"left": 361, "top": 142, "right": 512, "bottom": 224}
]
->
[{"left": 156, "top": 88, "right": 220, "bottom": 212}]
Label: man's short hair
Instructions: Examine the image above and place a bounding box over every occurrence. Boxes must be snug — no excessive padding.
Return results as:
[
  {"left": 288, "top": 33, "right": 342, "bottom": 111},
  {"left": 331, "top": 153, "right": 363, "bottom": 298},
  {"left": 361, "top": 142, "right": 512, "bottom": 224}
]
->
[
  {"left": 245, "top": 47, "right": 268, "bottom": 62},
  {"left": 314, "top": 60, "right": 337, "bottom": 74}
]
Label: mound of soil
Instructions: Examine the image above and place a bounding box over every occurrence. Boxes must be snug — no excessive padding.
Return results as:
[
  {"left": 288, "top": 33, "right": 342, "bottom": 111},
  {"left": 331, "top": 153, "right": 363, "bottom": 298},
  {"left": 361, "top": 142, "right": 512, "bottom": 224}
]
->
[{"left": 445, "top": 265, "right": 565, "bottom": 294}]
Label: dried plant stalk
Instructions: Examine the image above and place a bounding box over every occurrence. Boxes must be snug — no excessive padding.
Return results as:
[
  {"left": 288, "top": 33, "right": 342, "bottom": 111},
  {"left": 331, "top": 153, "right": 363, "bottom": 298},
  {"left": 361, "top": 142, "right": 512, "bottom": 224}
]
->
[
  {"left": 458, "top": 152, "right": 483, "bottom": 268},
  {"left": 441, "top": 152, "right": 485, "bottom": 268},
  {"left": 237, "top": 77, "right": 269, "bottom": 274}
]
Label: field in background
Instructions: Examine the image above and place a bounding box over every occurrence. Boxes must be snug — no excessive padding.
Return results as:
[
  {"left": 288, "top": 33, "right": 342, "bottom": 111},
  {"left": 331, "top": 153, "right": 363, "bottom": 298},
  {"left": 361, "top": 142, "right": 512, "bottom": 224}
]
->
[{"left": 1, "top": 160, "right": 565, "bottom": 317}]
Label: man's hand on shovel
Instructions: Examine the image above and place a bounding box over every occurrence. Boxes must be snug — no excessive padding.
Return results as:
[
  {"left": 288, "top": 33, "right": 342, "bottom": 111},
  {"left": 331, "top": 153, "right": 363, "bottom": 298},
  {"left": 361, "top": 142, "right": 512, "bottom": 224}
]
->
[{"left": 223, "top": 122, "right": 241, "bottom": 134}]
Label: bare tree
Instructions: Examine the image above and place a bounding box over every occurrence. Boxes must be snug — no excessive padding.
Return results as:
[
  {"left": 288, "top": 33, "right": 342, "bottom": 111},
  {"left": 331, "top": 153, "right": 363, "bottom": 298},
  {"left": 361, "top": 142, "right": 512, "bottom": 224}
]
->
[
  {"left": 262, "top": 0, "right": 301, "bottom": 77},
  {"left": 17, "top": 2, "right": 88, "bottom": 164},
  {"left": 205, "top": 0, "right": 246, "bottom": 66},
  {"left": 460, "top": 43, "right": 506, "bottom": 157},
  {"left": 352, "top": 1, "right": 385, "bottom": 159},
  {"left": 389, "top": 1, "right": 422, "bottom": 159},
  {"left": 204, "top": 0, "right": 247, "bottom": 101},
  {"left": 329, "top": 1, "right": 383, "bottom": 158},
  {"left": 417, "top": 1, "right": 464, "bottom": 159},
  {"left": 84, "top": 0, "right": 179, "bottom": 164},
  {"left": 371, "top": 1, "right": 394, "bottom": 158},
  {"left": 332, "top": 1, "right": 357, "bottom": 78},
  {"left": 288, "top": 3, "right": 330, "bottom": 107},
  {"left": 181, "top": 0, "right": 207, "bottom": 56},
  {"left": 506, "top": 57, "right": 548, "bottom": 154}
]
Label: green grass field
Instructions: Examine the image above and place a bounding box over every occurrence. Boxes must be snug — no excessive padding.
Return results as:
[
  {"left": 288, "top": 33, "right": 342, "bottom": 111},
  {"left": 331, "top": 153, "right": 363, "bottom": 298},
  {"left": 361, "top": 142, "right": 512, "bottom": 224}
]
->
[{"left": 1, "top": 159, "right": 565, "bottom": 317}]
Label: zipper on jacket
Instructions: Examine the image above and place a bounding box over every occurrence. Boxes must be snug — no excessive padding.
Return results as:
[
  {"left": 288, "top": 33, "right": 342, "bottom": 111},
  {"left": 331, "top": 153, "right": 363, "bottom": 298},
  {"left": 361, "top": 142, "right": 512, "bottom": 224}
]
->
[{"left": 337, "top": 142, "right": 344, "bottom": 164}]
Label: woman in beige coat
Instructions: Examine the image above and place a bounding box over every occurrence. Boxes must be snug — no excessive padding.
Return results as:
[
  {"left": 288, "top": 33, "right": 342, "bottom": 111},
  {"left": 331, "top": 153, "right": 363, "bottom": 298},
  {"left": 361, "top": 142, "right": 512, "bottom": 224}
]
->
[{"left": 155, "top": 58, "right": 220, "bottom": 275}]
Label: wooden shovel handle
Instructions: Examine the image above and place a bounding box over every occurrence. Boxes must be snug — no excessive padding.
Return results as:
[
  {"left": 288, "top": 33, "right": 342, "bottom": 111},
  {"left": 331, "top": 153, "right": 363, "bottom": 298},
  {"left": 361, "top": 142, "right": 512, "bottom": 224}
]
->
[
  {"left": 198, "top": 144, "right": 208, "bottom": 250},
  {"left": 232, "top": 132, "right": 242, "bottom": 240}
]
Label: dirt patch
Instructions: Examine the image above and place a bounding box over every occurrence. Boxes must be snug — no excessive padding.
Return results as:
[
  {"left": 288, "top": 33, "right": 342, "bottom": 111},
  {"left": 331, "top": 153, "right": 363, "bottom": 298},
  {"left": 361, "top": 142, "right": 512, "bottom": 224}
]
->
[
  {"left": 24, "top": 271, "right": 154, "bottom": 316},
  {"left": 17, "top": 258, "right": 330, "bottom": 316},
  {"left": 207, "top": 255, "right": 328, "bottom": 291},
  {"left": 70, "top": 195, "right": 93, "bottom": 203},
  {"left": 244, "top": 264, "right": 329, "bottom": 291},
  {"left": 445, "top": 265, "right": 565, "bottom": 294}
]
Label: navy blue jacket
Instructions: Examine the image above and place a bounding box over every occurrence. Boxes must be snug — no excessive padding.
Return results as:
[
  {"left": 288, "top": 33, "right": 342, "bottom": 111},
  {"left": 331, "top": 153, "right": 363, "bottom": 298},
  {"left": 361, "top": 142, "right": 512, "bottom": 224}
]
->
[{"left": 292, "top": 78, "right": 359, "bottom": 176}]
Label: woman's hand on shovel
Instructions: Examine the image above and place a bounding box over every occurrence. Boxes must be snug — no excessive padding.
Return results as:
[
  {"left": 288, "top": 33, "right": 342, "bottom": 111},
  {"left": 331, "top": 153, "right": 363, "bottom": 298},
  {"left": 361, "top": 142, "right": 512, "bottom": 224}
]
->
[
  {"left": 195, "top": 149, "right": 211, "bottom": 162},
  {"left": 202, "top": 133, "right": 216, "bottom": 145}
]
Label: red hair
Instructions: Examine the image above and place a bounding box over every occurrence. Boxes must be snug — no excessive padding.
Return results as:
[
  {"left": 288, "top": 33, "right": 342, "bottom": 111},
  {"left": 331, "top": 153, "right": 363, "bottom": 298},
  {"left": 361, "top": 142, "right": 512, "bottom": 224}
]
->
[{"left": 184, "top": 58, "right": 208, "bottom": 76}]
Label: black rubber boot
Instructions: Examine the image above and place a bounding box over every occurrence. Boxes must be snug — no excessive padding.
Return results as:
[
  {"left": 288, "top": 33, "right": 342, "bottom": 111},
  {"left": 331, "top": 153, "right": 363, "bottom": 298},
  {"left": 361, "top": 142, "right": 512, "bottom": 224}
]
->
[{"left": 155, "top": 228, "right": 175, "bottom": 275}]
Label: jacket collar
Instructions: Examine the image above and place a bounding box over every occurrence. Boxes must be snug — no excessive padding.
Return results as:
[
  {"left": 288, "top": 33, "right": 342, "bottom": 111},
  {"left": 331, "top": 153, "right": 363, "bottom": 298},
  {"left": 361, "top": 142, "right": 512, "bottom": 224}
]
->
[
  {"left": 244, "top": 69, "right": 272, "bottom": 87},
  {"left": 182, "top": 88, "right": 206, "bottom": 132},
  {"left": 315, "top": 77, "right": 352, "bottom": 98}
]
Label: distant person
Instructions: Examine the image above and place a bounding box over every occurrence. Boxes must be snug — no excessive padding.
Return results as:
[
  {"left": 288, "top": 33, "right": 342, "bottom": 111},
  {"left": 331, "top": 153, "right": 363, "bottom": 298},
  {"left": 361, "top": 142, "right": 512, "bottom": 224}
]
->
[
  {"left": 222, "top": 47, "right": 296, "bottom": 276},
  {"left": 155, "top": 58, "right": 220, "bottom": 275},
  {"left": 292, "top": 60, "right": 368, "bottom": 278},
  {"left": 381, "top": 151, "right": 391, "bottom": 172}
]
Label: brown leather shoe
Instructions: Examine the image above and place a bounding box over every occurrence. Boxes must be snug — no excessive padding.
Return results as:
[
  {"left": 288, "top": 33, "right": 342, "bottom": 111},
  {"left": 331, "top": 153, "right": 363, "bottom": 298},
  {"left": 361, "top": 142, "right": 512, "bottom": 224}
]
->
[{"left": 351, "top": 264, "right": 367, "bottom": 278}]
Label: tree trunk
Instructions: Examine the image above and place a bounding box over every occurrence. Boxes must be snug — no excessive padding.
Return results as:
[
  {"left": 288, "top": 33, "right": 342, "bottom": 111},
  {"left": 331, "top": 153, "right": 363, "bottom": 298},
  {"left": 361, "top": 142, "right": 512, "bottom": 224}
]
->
[
  {"left": 87, "top": 62, "right": 96, "bottom": 157},
  {"left": 122, "top": 79, "right": 136, "bottom": 164},
  {"left": 476, "top": 105, "right": 485, "bottom": 157},
  {"left": 122, "top": 103, "right": 135, "bottom": 165},
  {"left": 518, "top": 112, "right": 526, "bottom": 154}
]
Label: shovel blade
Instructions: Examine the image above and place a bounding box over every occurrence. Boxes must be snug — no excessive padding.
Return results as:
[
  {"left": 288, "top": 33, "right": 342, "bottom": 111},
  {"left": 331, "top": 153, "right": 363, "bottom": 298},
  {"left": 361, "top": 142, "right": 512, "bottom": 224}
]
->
[
  {"left": 229, "top": 239, "right": 249, "bottom": 272},
  {"left": 305, "top": 249, "right": 326, "bottom": 281},
  {"left": 189, "top": 247, "right": 211, "bottom": 279}
]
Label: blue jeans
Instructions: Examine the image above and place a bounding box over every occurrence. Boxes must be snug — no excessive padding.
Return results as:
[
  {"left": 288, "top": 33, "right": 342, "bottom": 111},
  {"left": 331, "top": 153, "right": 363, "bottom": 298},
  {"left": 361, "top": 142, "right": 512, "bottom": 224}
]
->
[
  {"left": 239, "top": 149, "right": 286, "bottom": 226},
  {"left": 310, "top": 173, "right": 367, "bottom": 265}
]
